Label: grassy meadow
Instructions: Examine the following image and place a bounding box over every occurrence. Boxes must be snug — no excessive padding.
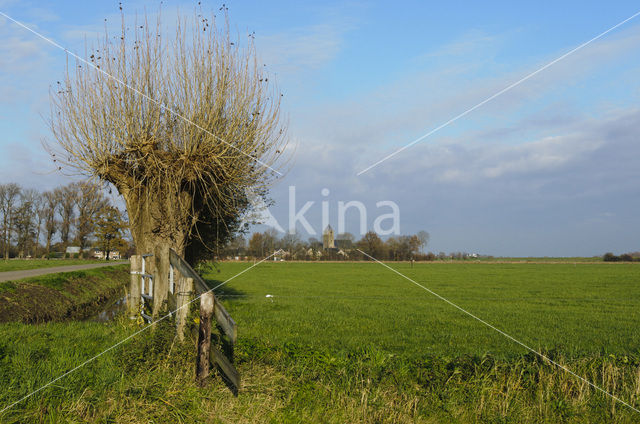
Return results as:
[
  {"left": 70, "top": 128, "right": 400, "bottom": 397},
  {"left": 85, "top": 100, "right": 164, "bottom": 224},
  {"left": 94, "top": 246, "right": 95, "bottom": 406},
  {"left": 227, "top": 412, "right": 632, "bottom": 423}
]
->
[
  {"left": 210, "top": 261, "right": 640, "bottom": 357},
  {"left": 1, "top": 261, "right": 640, "bottom": 422}
]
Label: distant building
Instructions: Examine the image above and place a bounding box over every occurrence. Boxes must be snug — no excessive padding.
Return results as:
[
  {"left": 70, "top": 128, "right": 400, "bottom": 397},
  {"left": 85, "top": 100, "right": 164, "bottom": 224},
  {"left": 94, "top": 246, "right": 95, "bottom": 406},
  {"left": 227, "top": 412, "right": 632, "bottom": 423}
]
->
[
  {"left": 306, "top": 248, "right": 323, "bottom": 259},
  {"left": 65, "top": 246, "right": 81, "bottom": 255},
  {"left": 273, "top": 248, "right": 288, "bottom": 261},
  {"left": 91, "top": 249, "right": 122, "bottom": 260},
  {"left": 335, "top": 239, "right": 353, "bottom": 250},
  {"left": 322, "top": 225, "right": 335, "bottom": 249}
]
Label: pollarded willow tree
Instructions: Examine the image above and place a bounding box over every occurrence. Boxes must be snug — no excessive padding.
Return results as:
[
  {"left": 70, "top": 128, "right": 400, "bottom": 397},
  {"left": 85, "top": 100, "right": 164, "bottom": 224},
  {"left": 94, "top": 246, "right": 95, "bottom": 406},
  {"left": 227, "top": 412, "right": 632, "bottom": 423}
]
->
[{"left": 48, "top": 8, "right": 287, "bottom": 312}]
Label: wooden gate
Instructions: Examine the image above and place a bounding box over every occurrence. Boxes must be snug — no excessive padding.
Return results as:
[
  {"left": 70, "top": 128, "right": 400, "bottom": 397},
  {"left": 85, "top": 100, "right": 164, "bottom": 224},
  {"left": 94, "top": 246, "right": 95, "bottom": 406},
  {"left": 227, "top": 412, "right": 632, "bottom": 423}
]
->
[{"left": 129, "top": 249, "right": 240, "bottom": 391}]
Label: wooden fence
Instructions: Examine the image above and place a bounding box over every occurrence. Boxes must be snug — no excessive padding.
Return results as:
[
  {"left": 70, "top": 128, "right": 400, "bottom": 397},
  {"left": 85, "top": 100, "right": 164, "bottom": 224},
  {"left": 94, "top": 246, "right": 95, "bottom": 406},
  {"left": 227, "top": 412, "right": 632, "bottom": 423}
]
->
[
  {"left": 129, "top": 249, "right": 240, "bottom": 391},
  {"left": 129, "top": 253, "right": 155, "bottom": 323}
]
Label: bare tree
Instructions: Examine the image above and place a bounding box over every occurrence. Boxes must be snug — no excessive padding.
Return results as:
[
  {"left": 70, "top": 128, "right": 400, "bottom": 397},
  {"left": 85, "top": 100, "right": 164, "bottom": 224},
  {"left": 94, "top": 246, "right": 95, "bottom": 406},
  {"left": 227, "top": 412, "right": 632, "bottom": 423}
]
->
[
  {"left": 33, "top": 192, "right": 46, "bottom": 257},
  {"left": 280, "top": 231, "right": 302, "bottom": 257},
  {"left": 357, "top": 231, "right": 384, "bottom": 259},
  {"left": 248, "top": 232, "right": 264, "bottom": 258},
  {"left": 42, "top": 191, "right": 59, "bottom": 256},
  {"left": 94, "top": 205, "right": 127, "bottom": 261},
  {"left": 15, "top": 189, "right": 39, "bottom": 258},
  {"left": 385, "top": 236, "right": 400, "bottom": 261},
  {"left": 262, "top": 229, "right": 279, "bottom": 255},
  {"left": 73, "top": 181, "right": 108, "bottom": 254},
  {"left": 48, "top": 8, "right": 287, "bottom": 314},
  {"left": 336, "top": 232, "right": 355, "bottom": 242},
  {"left": 0, "top": 183, "right": 21, "bottom": 260},
  {"left": 417, "top": 230, "right": 430, "bottom": 253},
  {"left": 225, "top": 234, "right": 246, "bottom": 257},
  {"left": 55, "top": 184, "right": 77, "bottom": 250}
]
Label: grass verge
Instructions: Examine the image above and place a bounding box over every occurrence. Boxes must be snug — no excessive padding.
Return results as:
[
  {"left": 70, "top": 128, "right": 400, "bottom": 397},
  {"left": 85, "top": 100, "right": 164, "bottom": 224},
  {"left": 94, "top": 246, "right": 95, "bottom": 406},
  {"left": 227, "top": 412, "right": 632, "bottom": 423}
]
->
[{"left": 0, "top": 319, "right": 639, "bottom": 423}]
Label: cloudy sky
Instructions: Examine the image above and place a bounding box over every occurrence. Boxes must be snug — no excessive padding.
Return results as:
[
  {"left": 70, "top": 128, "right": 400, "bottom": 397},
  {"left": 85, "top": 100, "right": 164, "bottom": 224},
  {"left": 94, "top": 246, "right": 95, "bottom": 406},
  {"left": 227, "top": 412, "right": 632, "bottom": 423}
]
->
[{"left": 1, "top": 0, "right": 639, "bottom": 256}]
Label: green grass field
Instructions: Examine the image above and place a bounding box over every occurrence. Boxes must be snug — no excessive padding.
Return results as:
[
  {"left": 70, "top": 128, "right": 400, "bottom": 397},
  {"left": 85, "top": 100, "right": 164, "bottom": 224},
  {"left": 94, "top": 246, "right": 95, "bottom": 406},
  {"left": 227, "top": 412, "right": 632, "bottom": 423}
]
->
[
  {"left": 0, "top": 259, "right": 106, "bottom": 273},
  {"left": 0, "top": 261, "right": 639, "bottom": 423},
  {"left": 471, "top": 256, "right": 603, "bottom": 262},
  {"left": 209, "top": 261, "right": 640, "bottom": 358}
]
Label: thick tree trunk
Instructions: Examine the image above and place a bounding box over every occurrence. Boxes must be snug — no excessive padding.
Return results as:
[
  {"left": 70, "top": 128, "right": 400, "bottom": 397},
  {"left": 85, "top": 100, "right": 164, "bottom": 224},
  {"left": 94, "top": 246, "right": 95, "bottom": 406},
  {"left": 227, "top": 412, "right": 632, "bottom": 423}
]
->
[
  {"left": 122, "top": 186, "right": 191, "bottom": 317},
  {"left": 152, "top": 242, "right": 170, "bottom": 315}
]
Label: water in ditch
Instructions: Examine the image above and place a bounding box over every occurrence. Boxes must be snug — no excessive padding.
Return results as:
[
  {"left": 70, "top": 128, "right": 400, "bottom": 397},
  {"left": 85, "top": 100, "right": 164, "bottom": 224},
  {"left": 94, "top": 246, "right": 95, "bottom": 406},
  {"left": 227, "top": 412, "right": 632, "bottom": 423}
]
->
[{"left": 88, "top": 296, "right": 128, "bottom": 322}]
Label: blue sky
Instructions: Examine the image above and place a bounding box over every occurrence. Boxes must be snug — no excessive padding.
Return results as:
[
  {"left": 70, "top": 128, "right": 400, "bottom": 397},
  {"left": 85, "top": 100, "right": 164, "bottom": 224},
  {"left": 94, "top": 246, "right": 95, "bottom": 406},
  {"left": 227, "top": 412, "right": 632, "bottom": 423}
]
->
[{"left": 1, "top": 0, "right": 640, "bottom": 256}]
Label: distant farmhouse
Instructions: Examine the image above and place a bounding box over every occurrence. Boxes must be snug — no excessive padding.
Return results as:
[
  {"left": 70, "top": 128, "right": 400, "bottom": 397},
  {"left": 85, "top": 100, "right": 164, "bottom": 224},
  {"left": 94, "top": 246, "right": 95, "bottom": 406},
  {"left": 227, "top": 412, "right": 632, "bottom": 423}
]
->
[
  {"left": 65, "top": 246, "right": 121, "bottom": 260},
  {"left": 92, "top": 249, "right": 122, "bottom": 260},
  {"left": 273, "top": 248, "right": 288, "bottom": 261},
  {"left": 65, "top": 246, "right": 81, "bottom": 255}
]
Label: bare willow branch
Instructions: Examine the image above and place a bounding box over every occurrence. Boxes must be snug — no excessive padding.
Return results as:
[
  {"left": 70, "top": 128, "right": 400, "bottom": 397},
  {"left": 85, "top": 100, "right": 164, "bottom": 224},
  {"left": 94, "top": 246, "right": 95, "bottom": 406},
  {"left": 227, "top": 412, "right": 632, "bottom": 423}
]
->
[{"left": 47, "top": 8, "right": 288, "bottom": 261}]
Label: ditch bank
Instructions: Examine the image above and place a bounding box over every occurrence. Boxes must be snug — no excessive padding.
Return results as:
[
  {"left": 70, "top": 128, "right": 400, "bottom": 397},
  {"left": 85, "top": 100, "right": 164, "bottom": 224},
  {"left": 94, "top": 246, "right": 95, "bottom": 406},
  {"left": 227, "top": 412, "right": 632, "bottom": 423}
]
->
[{"left": 0, "top": 265, "right": 129, "bottom": 323}]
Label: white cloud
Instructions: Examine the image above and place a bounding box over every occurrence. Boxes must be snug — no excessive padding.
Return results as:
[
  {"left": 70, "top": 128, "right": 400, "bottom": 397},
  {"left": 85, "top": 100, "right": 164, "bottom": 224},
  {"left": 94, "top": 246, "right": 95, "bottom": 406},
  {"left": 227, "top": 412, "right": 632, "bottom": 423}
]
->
[
  {"left": 374, "top": 108, "right": 640, "bottom": 186},
  {"left": 0, "top": 18, "right": 51, "bottom": 73},
  {"left": 291, "top": 22, "right": 640, "bottom": 175},
  {"left": 257, "top": 23, "right": 346, "bottom": 73}
]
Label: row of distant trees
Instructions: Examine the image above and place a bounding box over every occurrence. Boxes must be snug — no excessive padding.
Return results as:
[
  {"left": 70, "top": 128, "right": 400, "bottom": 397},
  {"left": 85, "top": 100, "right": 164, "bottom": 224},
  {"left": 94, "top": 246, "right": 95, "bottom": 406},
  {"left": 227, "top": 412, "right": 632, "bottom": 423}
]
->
[
  {"left": 0, "top": 182, "right": 130, "bottom": 259},
  {"left": 219, "top": 230, "right": 452, "bottom": 261},
  {"left": 603, "top": 252, "right": 640, "bottom": 262}
]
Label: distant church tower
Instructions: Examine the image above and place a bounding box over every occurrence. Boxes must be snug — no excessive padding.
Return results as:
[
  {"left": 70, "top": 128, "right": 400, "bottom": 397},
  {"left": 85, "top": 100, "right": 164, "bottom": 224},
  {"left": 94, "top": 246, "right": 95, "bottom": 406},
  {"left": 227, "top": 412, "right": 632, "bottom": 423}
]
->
[{"left": 323, "top": 225, "right": 335, "bottom": 249}]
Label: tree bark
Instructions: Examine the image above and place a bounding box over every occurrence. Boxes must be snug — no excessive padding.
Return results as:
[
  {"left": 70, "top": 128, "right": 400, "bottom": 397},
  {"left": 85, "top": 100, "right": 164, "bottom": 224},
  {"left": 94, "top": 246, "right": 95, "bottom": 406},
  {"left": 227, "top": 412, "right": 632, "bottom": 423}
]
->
[
  {"left": 122, "top": 186, "right": 191, "bottom": 317},
  {"left": 152, "top": 243, "right": 170, "bottom": 316}
]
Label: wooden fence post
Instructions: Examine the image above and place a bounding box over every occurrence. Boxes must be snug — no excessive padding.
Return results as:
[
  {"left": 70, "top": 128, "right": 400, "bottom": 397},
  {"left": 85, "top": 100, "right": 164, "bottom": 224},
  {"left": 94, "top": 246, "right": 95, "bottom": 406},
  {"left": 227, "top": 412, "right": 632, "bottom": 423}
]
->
[
  {"left": 168, "top": 248, "right": 240, "bottom": 392},
  {"left": 196, "top": 292, "right": 214, "bottom": 385},
  {"left": 128, "top": 255, "right": 142, "bottom": 318},
  {"left": 176, "top": 277, "right": 193, "bottom": 342}
]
